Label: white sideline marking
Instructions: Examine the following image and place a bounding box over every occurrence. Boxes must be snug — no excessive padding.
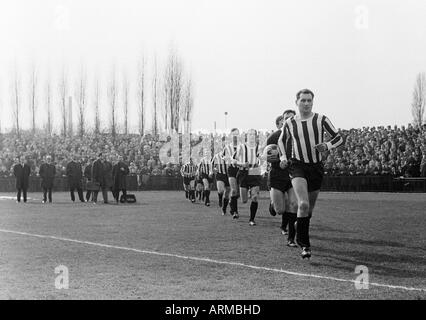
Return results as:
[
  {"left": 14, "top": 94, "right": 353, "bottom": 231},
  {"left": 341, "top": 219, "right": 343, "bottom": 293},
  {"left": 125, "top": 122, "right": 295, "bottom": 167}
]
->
[
  {"left": 0, "top": 228, "right": 425, "bottom": 293},
  {"left": 0, "top": 196, "right": 39, "bottom": 201}
]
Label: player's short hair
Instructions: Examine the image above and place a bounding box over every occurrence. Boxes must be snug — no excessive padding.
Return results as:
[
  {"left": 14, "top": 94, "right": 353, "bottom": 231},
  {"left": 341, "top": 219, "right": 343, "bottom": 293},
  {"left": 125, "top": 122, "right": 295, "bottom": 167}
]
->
[
  {"left": 296, "top": 89, "right": 314, "bottom": 100},
  {"left": 275, "top": 115, "right": 284, "bottom": 127},
  {"left": 282, "top": 109, "right": 296, "bottom": 117},
  {"left": 230, "top": 128, "right": 239, "bottom": 134}
]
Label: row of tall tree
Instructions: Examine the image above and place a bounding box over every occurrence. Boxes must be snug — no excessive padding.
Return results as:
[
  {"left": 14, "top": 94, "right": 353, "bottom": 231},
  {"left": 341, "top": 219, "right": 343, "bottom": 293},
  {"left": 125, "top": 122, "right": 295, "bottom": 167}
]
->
[
  {"left": 412, "top": 72, "right": 426, "bottom": 128},
  {"left": 6, "top": 49, "right": 194, "bottom": 138}
]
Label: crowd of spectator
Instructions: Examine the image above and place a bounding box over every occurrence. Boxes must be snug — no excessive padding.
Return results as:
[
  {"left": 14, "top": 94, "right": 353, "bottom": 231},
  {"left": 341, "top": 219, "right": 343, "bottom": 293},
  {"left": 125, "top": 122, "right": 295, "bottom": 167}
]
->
[
  {"left": 0, "top": 132, "right": 182, "bottom": 184},
  {"left": 323, "top": 124, "right": 426, "bottom": 177},
  {"left": 0, "top": 124, "right": 425, "bottom": 182}
]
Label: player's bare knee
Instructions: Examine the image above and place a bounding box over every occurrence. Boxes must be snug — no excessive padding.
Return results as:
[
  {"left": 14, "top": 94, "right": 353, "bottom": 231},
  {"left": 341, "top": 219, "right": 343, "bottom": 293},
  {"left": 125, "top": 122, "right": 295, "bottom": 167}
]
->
[
  {"left": 276, "top": 207, "right": 285, "bottom": 215},
  {"left": 289, "top": 201, "right": 298, "bottom": 213},
  {"left": 298, "top": 200, "right": 309, "bottom": 213}
]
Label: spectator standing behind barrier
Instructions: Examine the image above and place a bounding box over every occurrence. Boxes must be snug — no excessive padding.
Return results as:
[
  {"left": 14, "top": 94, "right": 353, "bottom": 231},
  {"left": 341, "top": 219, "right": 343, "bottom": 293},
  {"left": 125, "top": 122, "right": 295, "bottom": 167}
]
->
[
  {"left": 91, "top": 153, "right": 104, "bottom": 204},
  {"left": 39, "top": 155, "right": 56, "bottom": 203},
  {"left": 84, "top": 158, "right": 94, "bottom": 202},
  {"left": 420, "top": 151, "right": 426, "bottom": 177},
  {"left": 0, "top": 165, "right": 9, "bottom": 177},
  {"left": 100, "top": 154, "right": 114, "bottom": 204},
  {"left": 112, "top": 155, "right": 129, "bottom": 203},
  {"left": 66, "top": 155, "right": 85, "bottom": 202},
  {"left": 13, "top": 156, "right": 31, "bottom": 203}
]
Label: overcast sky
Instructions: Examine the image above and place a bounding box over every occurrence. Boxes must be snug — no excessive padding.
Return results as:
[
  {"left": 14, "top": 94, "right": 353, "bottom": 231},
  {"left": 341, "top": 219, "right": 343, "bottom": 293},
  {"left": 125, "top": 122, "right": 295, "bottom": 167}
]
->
[{"left": 1, "top": 0, "right": 426, "bottom": 133}]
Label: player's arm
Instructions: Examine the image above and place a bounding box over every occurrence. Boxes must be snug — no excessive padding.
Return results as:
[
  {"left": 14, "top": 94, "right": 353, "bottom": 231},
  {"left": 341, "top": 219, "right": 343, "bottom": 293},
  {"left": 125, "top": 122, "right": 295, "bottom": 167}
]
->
[
  {"left": 235, "top": 145, "right": 245, "bottom": 167},
  {"left": 316, "top": 116, "right": 344, "bottom": 152},
  {"left": 278, "top": 124, "right": 289, "bottom": 168},
  {"left": 209, "top": 157, "right": 215, "bottom": 176}
]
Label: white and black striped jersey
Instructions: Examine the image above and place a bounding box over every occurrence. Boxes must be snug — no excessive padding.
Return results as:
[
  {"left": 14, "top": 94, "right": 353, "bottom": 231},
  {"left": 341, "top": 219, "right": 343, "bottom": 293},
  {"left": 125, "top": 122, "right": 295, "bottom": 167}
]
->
[
  {"left": 180, "top": 163, "right": 198, "bottom": 177},
  {"left": 211, "top": 152, "right": 228, "bottom": 174},
  {"left": 278, "top": 113, "right": 343, "bottom": 164},
  {"left": 236, "top": 144, "right": 261, "bottom": 175},
  {"left": 198, "top": 158, "right": 212, "bottom": 176},
  {"left": 222, "top": 144, "right": 238, "bottom": 166}
]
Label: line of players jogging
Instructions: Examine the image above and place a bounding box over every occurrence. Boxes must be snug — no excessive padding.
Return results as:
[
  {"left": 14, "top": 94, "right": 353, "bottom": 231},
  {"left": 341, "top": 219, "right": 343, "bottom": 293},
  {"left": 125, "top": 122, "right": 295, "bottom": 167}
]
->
[{"left": 180, "top": 88, "right": 343, "bottom": 260}]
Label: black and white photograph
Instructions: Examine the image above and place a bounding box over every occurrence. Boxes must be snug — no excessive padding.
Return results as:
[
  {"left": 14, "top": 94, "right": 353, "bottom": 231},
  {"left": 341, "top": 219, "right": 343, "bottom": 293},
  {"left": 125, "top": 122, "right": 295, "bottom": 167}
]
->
[{"left": 0, "top": 0, "right": 425, "bottom": 307}]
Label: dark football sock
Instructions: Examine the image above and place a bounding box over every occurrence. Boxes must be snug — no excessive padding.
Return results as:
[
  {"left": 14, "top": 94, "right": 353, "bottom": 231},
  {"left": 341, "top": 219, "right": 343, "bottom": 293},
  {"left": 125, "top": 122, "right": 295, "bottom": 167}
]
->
[
  {"left": 222, "top": 198, "right": 229, "bottom": 211},
  {"left": 281, "top": 212, "right": 290, "bottom": 230},
  {"left": 269, "top": 202, "right": 276, "bottom": 216},
  {"left": 218, "top": 193, "right": 223, "bottom": 206},
  {"left": 287, "top": 213, "right": 297, "bottom": 242},
  {"left": 205, "top": 190, "right": 210, "bottom": 203},
  {"left": 250, "top": 201, "right": 258, "bottom": 221},
  {"left": 230, "top": 196, "right": 238, "bottom": 213},
  {"left": 185, "top": 191, "right": 188, "bottom": 199},
  {"left": 296, "top": 217, "right": 311, "bottom": 248},
  {"left": 230, "top": 196, "right": 235, "bottom": 213}
]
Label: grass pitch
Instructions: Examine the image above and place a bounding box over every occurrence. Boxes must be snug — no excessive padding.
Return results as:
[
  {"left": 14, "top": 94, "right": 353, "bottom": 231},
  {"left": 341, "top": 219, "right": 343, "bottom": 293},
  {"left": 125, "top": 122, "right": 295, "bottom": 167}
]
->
[{"left": 0, "top": 191, "right": 425, "bottom": 300}]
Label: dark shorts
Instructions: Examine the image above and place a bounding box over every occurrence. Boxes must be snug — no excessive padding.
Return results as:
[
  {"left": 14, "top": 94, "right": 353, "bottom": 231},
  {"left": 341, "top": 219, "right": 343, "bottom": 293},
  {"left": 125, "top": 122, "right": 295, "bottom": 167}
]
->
[
  {"left": 227, "top": 166, "right": 239, "bottom": 178},
  {"left": 289, "top": 160, "right": 324, "bottom": 192},
  {"left": 200, "top": 173, "right": 213, "bottom": 184},
  {"left": 238, "top": 170, "right": 261, "bottom": 189},
  {"left": 183, "top": 176, "right": 195, "bottom": 186},
  {"left": 269, "top": 168, "right": 292, "bottom": 193},
  {"left": 215, "top": 173, "right": 230, "bottom": 187}
]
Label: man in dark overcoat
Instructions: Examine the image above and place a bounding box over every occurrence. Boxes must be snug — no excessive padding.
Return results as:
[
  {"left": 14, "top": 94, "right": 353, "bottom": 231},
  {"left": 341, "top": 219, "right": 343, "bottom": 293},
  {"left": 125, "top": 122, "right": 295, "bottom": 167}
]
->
[
  {"left": 84, "top": 157, "right": 95, "bottom": 202},
  {"left": 39, "top": 155, "right": 56, "bottom": 203},
  {"left": 13, "top": 156, "right": 31, "bottom": 203},
  {"left": 92, "top": 153, "right": 104, "bottom": 204},
  {"left": 66, "top": 154, "right": 85, "bottom": 202},
  {"left": 112, "top": 155, "right": 130, "bottom": 203},
  {"left": 101, "top": 154, "right": 114, "bottom": 204}
]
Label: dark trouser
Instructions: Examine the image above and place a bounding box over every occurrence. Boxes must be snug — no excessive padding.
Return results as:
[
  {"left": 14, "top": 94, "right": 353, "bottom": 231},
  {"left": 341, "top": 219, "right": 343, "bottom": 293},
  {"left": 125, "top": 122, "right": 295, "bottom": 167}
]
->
[
  {"left": 92, "top": 190, "right": 99, "bottom": 203},
  {"left": 70, "top": 187, "right": 84, "bottom": 202},
  {"left": 86, "top": 190, "right": 92, "bottom": 202},
  {"left": 113, "top": 189, "right": 127, "bottom": 202},
  {"left": 17, "top": 188, "right": 27, "bottom": 202},
  {"left": 43, "top": 187, "right": 53, "bottom": 202},
  {"left": 287, "top": 212, "right": 297, "bottom": 242},
  {"left": 95, "top": 187, "right": 109, "bottom": 203}
]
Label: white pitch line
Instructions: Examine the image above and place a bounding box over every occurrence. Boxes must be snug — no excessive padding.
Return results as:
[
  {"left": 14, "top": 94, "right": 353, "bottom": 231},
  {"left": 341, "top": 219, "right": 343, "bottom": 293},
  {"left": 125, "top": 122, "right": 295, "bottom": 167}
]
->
[{"left": 0, "top": 228, "right": 425, "bottom": 293}]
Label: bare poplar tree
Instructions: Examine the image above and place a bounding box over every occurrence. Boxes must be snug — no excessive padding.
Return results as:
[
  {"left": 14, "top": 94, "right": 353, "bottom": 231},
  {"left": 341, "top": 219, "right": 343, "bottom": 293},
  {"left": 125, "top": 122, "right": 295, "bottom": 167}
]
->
[
  {"left": 108, "top": 66, "right": 118, "bottom": 138},
  {"left": 137, "top": 55, "right": 146, "bottom": 136},
  {"left": 75, "top": 64, "right": 87, "bottom": 137},
  {"left": 28, "top": 62, "right": 37, "bottom": 134},
  {"left": 152, "top": 55, "right": 159, "bottom": 137},
  {"left": 412, "top": 72, "right": 426, "bottom": 128},
  {"left": 11, "top": 63, "right": 21, "bottom": 137},
  {"left": 59, "top": 67, "right": 68, "bottom": 137},
  {"left": 122, "top": 71, "right": 129, "bottom": 135},
  {"left": 182, "top": 77, "right": 194, "bottom": 134},
  {"left": 0, "top": 87, "right": 2, "bottom": 135},
  {"left": 93, "top": 75, "right": 101, "bottom": 135},
  {"left": 68, "top": 96, "right": 73, "bottom": 137},
  {"left": 45, "top": 72, "right": 53, "bottom": 135},
  {"left": 163, "top": 49, "right": 183, "bottom": 133},
  {"left": 163, "top": 80, "right": 169, "bottom": 133}
]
